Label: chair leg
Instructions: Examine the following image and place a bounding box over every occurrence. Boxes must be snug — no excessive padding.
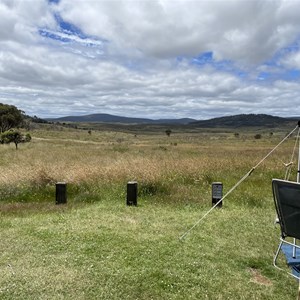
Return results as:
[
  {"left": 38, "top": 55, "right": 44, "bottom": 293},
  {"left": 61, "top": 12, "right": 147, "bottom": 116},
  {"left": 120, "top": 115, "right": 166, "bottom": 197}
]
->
[
  {"left": 273, "top": 240, "right": 283, "bottom": 270},
  {"left": 293, "top": 238, "right": 297, "bottom": 259}
]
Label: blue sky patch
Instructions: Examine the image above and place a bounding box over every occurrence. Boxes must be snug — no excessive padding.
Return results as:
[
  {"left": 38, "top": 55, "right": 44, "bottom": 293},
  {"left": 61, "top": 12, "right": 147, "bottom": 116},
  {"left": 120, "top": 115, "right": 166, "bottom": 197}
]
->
[
  {"left": 54, "top": 14, "right": 86, "bottom": 39},
  {"left": 190, "top": 52, "right": 248, "bottom": 80},
  {"left": 282, "top": 69, "right": 300, "bottom": 80},
  {"left": 38, "top": 12, "right": 106, "bottom": 59},
  {"left": 192, "top": 52, "right": 213, "bottom": 65}
]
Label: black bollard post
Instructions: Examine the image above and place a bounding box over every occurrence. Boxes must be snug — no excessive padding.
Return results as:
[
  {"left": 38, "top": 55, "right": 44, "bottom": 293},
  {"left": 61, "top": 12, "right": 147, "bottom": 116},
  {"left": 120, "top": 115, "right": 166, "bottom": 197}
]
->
[
  {"left": 212, "top": 182, "right": 223, "bottom": 208},
  {"left": 127, "top": 181, "right": 137, "bottom": 206},
  {"left": 56, "top": 182, "right": 67, "bottom": 205}
]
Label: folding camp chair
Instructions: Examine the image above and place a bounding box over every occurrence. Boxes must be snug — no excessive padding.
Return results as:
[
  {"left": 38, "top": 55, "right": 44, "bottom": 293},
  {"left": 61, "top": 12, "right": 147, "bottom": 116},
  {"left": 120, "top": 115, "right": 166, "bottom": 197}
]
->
[{"left": 272, "top": 179, "right": 300, "bottom": 279}]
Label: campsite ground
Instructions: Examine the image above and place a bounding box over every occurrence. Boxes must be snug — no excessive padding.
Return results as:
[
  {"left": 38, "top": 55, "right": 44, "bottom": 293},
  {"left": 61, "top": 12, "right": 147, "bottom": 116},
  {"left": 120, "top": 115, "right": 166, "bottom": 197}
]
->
[{"left": 0, "top": 124, "right": 298, "bottom": 299}]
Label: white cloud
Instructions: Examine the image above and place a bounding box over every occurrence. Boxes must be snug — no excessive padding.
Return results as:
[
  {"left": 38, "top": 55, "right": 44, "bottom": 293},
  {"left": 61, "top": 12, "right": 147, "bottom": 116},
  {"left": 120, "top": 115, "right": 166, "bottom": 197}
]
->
[
  {"left": 0, "top": 0, "right": 300, "bottom": 119},
  {"left": 55, "top": 0, "right": 300, "bottom": 64},
  {"left": 280, "top": 51, "right": 300, "bottom": 69},
  {"left": 0, "top": 0, "right": 55, "bottom": 43}
]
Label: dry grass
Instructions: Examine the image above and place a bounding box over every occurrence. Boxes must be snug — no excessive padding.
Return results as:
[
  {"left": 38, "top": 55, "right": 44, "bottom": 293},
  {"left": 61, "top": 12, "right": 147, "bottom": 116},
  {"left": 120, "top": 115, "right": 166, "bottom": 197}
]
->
[
  {"left": 0, "top": 128, "right": 296, "bottom": 203},
  {"left": 0, "top": 131, "right": 290, "bottom": 185}
]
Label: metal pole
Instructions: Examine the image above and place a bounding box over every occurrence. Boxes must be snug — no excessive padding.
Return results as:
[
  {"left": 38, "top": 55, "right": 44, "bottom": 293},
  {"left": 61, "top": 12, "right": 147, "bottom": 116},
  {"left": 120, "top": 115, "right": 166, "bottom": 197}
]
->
[
  {"left": 297, "top": 133, "right": 300, "bottom": 183},
  {"left": 293, "top": 123, "right": 300, "bottom": 258}
]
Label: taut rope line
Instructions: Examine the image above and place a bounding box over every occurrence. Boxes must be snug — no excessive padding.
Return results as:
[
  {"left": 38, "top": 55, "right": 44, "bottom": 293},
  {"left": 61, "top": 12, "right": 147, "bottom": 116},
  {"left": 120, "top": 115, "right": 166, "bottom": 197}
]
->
[
  {"left": 179, "top": 124, "right": 300, "bottom": 241},
  {"left": 284, "top": 127, "right": 300, "bottom": 180}
]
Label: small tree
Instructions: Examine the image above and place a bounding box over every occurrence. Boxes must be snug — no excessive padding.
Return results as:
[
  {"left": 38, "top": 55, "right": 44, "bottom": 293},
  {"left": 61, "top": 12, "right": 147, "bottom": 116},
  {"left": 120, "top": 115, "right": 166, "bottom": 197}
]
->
[
  {"left": 0, "top": 130, "right": 31, "bottom": 150},
  {"left": 165, "top": 129, "right": 172, "bottom": 137}
]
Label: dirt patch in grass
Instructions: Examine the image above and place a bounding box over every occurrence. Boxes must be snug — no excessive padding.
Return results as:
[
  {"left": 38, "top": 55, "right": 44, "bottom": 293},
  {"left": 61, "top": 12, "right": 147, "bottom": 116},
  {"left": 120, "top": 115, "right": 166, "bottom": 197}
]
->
[{"left": 249, "top": 267, "right": 273, "bottom": 286}]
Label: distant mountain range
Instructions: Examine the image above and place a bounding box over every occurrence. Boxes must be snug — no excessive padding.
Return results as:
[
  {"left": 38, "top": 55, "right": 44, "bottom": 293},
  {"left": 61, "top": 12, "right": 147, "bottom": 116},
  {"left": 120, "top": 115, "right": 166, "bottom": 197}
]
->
[
  {"left": 46, "top": 113, "right": 196, "bottom": 125},
  {"left": 46, "top": 113, "right": 299, "bottom": 127},
  {"left": 190, "top": 114, "right": 298, "bottom": 128}
]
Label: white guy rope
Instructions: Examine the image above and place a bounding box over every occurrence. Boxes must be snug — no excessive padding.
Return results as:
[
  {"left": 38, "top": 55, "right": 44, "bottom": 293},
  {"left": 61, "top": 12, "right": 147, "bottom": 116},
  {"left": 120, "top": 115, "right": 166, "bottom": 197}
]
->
[
  {"left": 179, "top": 125, "right": 299, "bottom": 241},
  {"left": 285, "top": 127, "right": 300, "bottom": 180}
]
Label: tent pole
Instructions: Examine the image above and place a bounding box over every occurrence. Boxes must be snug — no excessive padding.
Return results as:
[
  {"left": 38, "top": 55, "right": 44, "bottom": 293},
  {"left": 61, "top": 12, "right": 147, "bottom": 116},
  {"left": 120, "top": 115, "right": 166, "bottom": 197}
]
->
[
  {"left": 297, "top": 133, "right": 300, "bottom": 184},
  {"left": 297, "top": 131, "right": 300, "bottom": 298},
  {"left": 293, "top": 125, "right": 300, "bottom": 259}
]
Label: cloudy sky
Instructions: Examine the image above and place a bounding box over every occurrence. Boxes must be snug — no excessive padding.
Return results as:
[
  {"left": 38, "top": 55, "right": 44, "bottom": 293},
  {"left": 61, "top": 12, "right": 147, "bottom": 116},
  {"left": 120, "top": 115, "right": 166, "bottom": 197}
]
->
[{"left": 1, "top": 0, "right": 300, "bottom": 119}]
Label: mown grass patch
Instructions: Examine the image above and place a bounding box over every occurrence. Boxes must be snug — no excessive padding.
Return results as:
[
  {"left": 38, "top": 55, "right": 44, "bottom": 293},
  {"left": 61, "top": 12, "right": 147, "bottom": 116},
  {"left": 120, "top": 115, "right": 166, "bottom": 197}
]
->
[{"left": 0, "top": 199, "right": 296, "bottom": 299}]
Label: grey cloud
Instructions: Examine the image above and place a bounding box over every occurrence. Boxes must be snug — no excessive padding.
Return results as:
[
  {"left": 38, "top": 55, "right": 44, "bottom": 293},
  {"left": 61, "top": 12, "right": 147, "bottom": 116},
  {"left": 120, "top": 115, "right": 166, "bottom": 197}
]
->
[
  {"left": 280, "top": 51, "right": 300, "bottom": 69},
  {"left": 0, "top": 0, "right": 300, "bottom": 120},
  {"left": 56, "top": 0, "right": 300, "bottom": 64},
  {"left": 0, "top": 1, "right": 55, "bottom": 43}
]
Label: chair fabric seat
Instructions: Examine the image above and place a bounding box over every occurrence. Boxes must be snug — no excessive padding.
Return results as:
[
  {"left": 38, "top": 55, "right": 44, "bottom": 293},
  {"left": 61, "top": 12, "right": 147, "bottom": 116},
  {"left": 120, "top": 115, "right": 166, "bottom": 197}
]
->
[
  {"left": 273, "top": 179, "right": 300, "bottom": 239},
  {"left": 272, "top": 179, "right": 300, "bottom": 279}
]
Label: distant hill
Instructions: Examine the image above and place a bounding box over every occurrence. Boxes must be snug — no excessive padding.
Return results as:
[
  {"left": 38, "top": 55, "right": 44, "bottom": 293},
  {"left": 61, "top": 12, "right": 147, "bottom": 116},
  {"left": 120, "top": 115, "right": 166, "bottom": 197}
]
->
[
  {"left": 46, "top": 113, "right": 298, "bottom": 128},
  {"left": 46, "top": 113, "right": 196, "bottom": 125},
  {"left": 190, "top": 114, "right": 295, "bottom": 128}
]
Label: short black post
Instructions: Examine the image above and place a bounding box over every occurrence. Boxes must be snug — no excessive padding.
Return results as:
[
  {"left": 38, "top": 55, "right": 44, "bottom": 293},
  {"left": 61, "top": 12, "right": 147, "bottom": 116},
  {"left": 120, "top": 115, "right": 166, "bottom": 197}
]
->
[
  {"left": 212, "top": 182, "right": 223, "bottom": 208},
  {"left": 127, "top": 181, "right": 137, "bottom": 206},
  {"left": 56, "top": 182, "right": 67, "bottom": 205}
]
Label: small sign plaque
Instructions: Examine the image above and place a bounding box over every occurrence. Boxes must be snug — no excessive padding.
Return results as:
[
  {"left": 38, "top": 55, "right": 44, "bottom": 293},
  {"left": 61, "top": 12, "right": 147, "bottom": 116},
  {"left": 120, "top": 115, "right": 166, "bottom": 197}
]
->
[{"left": 212, "top": 182, "right": 223, "bottom": 207}]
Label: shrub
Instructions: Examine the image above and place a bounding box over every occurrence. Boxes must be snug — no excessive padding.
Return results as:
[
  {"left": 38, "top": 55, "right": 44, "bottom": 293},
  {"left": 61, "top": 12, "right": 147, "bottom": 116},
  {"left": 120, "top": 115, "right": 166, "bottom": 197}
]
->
[
  {"left": 165, "top": 129, "right": 172, "bottom": 137},
  {"left": 0, "top": 130, "right": 31, "bottom": 149}
]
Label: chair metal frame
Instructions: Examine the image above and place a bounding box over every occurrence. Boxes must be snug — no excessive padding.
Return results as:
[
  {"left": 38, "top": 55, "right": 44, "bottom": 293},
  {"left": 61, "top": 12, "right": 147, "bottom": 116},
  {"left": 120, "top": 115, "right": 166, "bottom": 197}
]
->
[{"left": 272, "top": 179, "right": 300, "bottom": 280}]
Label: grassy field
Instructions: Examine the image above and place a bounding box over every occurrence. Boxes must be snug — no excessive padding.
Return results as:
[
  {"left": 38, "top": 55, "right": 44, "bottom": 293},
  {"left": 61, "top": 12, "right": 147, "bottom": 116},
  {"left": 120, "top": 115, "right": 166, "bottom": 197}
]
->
[{"left": 0, "top": 124, "right": 299, "bottom": 299}]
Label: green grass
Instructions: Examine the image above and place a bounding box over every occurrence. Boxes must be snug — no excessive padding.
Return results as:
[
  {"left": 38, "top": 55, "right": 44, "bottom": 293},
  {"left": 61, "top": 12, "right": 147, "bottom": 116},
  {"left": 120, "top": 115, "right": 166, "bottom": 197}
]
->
[
  {"left": 0, "top": 199, "right": 296, "bottom": 299},
  {"left": 0, "top": 125, "right": 299, "bottom": 299}
]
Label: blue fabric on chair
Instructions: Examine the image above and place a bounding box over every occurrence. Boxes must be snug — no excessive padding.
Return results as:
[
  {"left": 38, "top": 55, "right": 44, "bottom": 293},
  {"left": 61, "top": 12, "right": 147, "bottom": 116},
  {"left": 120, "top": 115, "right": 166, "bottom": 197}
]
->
[{"left": 281, "top": 243, "right": 300, "bottom": 277}]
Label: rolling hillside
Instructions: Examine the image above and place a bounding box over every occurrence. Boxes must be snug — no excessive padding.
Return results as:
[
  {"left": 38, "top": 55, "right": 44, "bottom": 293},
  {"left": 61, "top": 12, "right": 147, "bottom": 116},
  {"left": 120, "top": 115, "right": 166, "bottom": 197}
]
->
[
  {"left": 190, "top": 114, "right": 296, "bottom": 128},
  {"left": 46, "top": 113, "right": 298, "bottom": 128},
  {"left": 47, "top": 113, "right": 195, "bottom": 125}
]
